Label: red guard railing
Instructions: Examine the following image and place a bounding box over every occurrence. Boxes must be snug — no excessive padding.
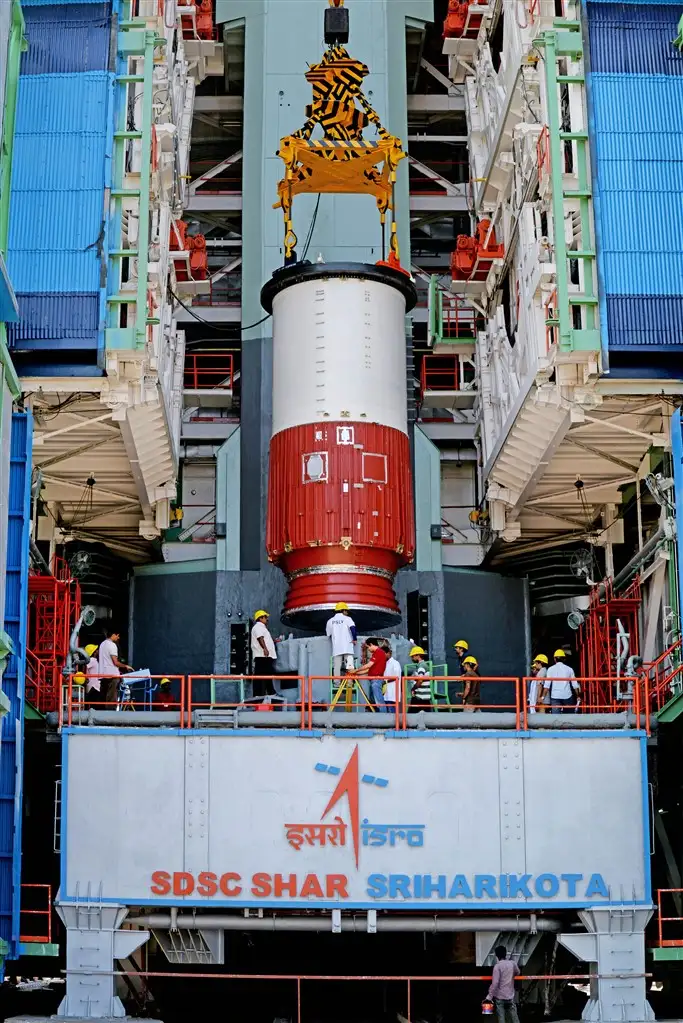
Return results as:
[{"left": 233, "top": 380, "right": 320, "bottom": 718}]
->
[
  {"left": 185, "top": 676, "right": 306, "bottom": 729},
  {"left": 61, "top": 674, "right": 186, "bottom": 727},
  {"left": 60, "top": 673, "right": 650, "bottom": 734},
  {"left": 20, "top": 884, "right": 52, "bottom": 944},
  {"left": 420, "top": 355, "right": 459, "bottom": 397},
  {"left": 658, "top": 888, "right": 683, "bottom": 947},
  {"left": 184, "top": 352, "right": 234, "bottom": 390}
]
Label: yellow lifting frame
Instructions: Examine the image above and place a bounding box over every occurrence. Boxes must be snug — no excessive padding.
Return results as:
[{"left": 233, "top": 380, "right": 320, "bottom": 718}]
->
[{"left": 273, "top": 29, "right": 406, "bottom": 263}]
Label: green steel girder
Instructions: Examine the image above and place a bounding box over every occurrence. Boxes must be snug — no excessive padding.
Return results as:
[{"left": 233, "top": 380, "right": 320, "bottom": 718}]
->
[{"left": 536, "top": 24, "right": 600, "bottom": 356}]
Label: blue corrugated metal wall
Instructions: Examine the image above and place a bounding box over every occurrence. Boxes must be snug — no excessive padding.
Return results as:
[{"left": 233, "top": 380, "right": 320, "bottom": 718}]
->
[
  {"left": 586, "top": 2, "right": 683, "bottom": 351},
  {"left": 0, "top": 412, "right": 32, "bottom": 965},
  {"left": 7, "top": 2, "right": 113, "bottom": 373}
]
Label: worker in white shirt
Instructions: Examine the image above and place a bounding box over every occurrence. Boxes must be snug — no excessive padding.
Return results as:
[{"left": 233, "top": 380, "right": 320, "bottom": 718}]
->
[
  {"left": 99, "top": 628, "right": 133, "bottom": 707},
  {"left": 542, "top": 649, "right": 580, "bottom": 713},
  {"left": 325, "top": 602, "right": 357, "bottom": 679},
  {"left": 527, "top": 654, "right": 548, "bottom": 713},
  {"left": 251, "top": 610, "right": 276, "bottom": 699},
  {"left": 380, "top": 641, "right": 402, "bottom": 711}
]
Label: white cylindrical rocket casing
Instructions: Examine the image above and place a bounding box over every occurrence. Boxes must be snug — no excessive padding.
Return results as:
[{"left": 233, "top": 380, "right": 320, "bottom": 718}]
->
[
  {"left": 261, "top": 263, "right": 417, "bottom": 630},
  {"left": 271, "top": 276, "right": 409, "bottom": 435}
]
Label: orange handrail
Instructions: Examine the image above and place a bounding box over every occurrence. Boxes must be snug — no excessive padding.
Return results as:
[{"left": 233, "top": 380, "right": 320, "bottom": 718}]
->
[
  {"left": 420, "top": 355, "right": 459, "bottom": 397},
  {"left": 184, "top": 352, "right": 234, "bottom": 390},
  {"left": 59, "top": 673, "right": 650, "bottom": 734},
  {"left": 658, "top": 888, "right": 683, "bottom": 947},
  {"left": 20, "top": 884, "right": 52, "bottom": 944}
]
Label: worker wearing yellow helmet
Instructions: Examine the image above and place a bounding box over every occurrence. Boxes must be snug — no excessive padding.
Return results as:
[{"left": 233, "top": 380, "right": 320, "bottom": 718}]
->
[
  {"left": 251, "top": 610, "right": 276, "bottom": 700},
  {"left": 529, "top": 654, "right": 549, "bottom": 714},
  {"left": 461, "top": 656, "right": 481, "bottom": 710},
  {"left": 542, "top": 647, "right": 580, "bottom": 713},
  {"left": 326, "top": 602, "right": 357, "bottom": 679},
  {"left": 450, "top": 639, "right": 471, "bottom": 708},
  {"left": 83, "top": 643, "right": 101, "bottom": 705},
  {"left": 408, "top": 646, "right": 432, "bottom": 708}
]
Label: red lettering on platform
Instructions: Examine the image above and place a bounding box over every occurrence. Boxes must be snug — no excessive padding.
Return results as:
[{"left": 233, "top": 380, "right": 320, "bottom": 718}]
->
[
  {"left": 327, "top": 874, "right": 349, "bottom": 898},
  {"left": 251, "top": 872, "right": 272, "bottom": 897},
  {"left": 300, "top": 874, "right": 324, "bottom": 898},
  {"left": 172, "top": 872, "right": 195, "bottom": 896},
  {"left": 274, "top": 873, "right": 298, "bottom": 897},
  {"left": 150, "top": 871, "right": 350, "bottom": 900},
  {"left": 219, "top": 873, "right": 242, "bottom": 896},
  {"left": 197, "top": 871, "right": 218, "bottom": 897},
  {"left": 151, "top": 870, "right": 171, "bottom": 896}
]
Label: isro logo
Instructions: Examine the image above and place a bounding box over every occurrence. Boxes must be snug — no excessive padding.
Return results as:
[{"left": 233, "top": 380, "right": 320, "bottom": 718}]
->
[{"left": 284, "top": 745, "right": 425, "bottom": 867}]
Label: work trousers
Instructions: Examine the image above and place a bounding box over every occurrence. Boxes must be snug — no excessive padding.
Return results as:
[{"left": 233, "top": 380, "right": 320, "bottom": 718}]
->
[
  {"left": 370, "top": 679, "right": 386, "bottom": 706},
  {"left": 104, "top": 676, "right": 120, "bottom": 707},
  {"left": 332, "top": 653, "right": 355, "bottom": 679},
  {"left": 495, "top": 999, "right": 520, "bottom": 1023},
  {"left": 252, "top": 657, "right": 276, "bottom": 698},
  {"left": 551, "top": 696, "right": 574, "bottom": 714}
]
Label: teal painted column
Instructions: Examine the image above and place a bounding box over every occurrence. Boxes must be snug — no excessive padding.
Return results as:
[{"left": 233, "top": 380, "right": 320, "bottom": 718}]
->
[
  {"left": 216, "top": 0, "right": 433, "bottom": 328},
  {"left": 414, "top": 424, "right": 443, "bottom": 571}
]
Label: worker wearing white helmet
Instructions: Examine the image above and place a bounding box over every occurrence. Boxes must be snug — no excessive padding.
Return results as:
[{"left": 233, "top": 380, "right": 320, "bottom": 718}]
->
[
  {"left": 542, "top": 648, "right": 580, "bottom": 713},
  {"left": 251, "top": 610, "right": 276, "bottom": 699},
  {"left": 325, "top": 602, "right": 357, "bottom": 679}
]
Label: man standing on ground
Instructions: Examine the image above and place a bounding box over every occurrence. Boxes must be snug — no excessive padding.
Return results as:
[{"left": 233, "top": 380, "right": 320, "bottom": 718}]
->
[
  {"left": 543, "top": 648, "right": 580, "bottom": 713},
  {"left": 326, "top": 602, "right": 357, "bottom": 679},
  {"left": 487, "top": 945, "right": 520, "bottom": 1023},
  {"left": 99, "top": 628, "right": 133, "bottom": 707},
  {"left": 251, "top": 610, "right": 276, "bottom": 699}
]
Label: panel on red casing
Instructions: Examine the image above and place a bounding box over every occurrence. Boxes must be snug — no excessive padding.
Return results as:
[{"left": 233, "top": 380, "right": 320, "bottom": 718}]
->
[{"left": 266, "top": 422, "right": 415, "bottom": 562}]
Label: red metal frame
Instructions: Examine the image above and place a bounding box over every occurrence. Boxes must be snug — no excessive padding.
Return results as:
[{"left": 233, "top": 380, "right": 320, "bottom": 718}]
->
[
  {"left": 420, "top": 355, "right": 460, "bottom": 397},
  {"left": 184, "top": 352, "right": 234, "bottom": 390},
  {"left": 450, "top": 219, "right": 504, "bottom": 282},
  {"left": 643, "top": 637, "right": 683, "bottom": 713},
  {"left": 579, "top": 577, "right": 641, "bottom": 681},
  {"left": 27, "top": 563, "right": 81, "bottom": 714},
  {"left": 20, "top": 884, "right": 52, "bottom": 944},
  {"left": 658, "top": 888, "right": 683, "bottom": 947},
  {"left": 443, "top": 0, "right": 488, "bottom": 40}
]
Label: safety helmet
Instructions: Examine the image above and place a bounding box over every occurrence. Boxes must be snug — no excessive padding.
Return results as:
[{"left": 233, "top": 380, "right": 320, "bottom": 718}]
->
[
  {"left": 454, "top": 639, "right": 469, "bottom": 650},
  {"left": 335, "top": 602, "right": 349, "bottom": 611},
  {"left": 254, "top": 610, "right": 269, "bottom": 620},
  {"left": 73, "top": 672, "right": 86, "bottom": 686},
  {"left": 463, "top": 655, "right": 478, "bottom": 667},
  {"left": 554, "top": 648, "right": 567, "bottom": 658},
  {"left": 160, "top": 677, "right": 171, "bottom": 687},
  {"left": 84, "top": 644, "right": 98, "bottom": 656},
  {"left": 410, "top": 646, "right": 426, "bottom": 657},
  {"left": 532, "top": 653, "right": 548, "bottom": 665}
]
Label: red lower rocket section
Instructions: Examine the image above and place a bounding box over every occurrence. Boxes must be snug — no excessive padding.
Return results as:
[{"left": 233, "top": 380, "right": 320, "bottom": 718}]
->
[{"left": 267, "top": 422, "right": 415, "bottom": 629}]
